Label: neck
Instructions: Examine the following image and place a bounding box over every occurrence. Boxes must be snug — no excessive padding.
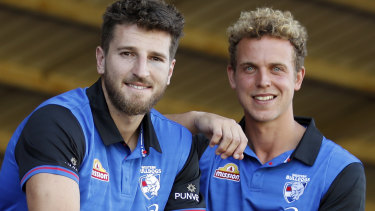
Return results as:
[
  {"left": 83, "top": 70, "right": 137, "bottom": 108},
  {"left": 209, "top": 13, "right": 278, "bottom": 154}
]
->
[
  {"left": 109, "top": 105, "right": 144, "bottom": 151},
  {"left": 244, "top": 113, "right": 306, "bottom": 164},
  {"left": 102, "top": 84, "right": 144, "bottom": 152}
]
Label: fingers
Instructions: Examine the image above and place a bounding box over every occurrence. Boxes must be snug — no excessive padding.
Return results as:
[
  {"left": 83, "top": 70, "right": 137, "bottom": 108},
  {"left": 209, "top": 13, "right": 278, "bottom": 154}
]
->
[
  {"left": 214, "top": 129, "right": 233, "bottom": 159},
  {"left": 210, "top": 120, "right": 247, "bottom": 160},
  {"left": 209, "top": 127, "right": 222, "bottom": 148},
  {"left": 233, "top": 132, "right": 248, "bottom": 160}
]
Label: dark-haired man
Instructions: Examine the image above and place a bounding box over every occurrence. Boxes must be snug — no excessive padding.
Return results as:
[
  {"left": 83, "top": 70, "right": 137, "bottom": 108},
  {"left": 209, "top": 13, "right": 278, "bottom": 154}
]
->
[{"left": 0, "top": 0, "right": 246, "bottom": 210}]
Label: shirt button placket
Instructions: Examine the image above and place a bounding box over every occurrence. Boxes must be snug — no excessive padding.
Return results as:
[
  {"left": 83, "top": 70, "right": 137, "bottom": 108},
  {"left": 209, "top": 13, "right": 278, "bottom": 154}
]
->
[{"left": 250, "top": 169, "right": 264, "bottom": 189}]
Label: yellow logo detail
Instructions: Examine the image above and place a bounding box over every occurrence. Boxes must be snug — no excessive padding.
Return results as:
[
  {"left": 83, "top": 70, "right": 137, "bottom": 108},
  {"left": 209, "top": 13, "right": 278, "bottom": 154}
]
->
[
  {"left": 217, "top": 163, "right": 240, "bottom": 174},
  {"left": 91, "top": 159, "right": 109, "bottom": 182}
]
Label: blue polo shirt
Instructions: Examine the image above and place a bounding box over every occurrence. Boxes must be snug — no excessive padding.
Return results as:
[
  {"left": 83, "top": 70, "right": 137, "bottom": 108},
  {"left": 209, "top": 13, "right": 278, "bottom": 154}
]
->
[
  {"left": 0, "top": 79, "right": 205, "bottom": 211},
  {"left": 195, "top": 117, "right": 365, "bottom": 211}
]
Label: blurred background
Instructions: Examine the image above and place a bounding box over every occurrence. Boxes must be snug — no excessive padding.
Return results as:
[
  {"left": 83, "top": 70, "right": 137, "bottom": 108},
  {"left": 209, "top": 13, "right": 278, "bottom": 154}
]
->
[{"left": 0, "top": 0, "right": 374, "bottom": 209}]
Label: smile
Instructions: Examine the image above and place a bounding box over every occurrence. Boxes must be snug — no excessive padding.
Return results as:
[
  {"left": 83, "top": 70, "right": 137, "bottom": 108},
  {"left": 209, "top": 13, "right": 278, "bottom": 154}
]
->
[
  {"left": 126, "top": 83, "right": 150, "bottom": 90},
  {"left": 254, "top": 95, "right": 275, "bottom": 101}
]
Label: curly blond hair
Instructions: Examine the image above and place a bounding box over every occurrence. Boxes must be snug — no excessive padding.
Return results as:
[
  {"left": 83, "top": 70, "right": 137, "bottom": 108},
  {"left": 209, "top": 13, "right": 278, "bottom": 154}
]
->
[{"left": 227, "top": 7, "right": 308, "bottom": 71}]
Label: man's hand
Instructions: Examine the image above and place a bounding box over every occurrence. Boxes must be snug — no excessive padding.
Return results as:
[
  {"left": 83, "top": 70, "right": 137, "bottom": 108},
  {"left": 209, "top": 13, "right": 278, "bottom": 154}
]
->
[{"left": 166, "top": 111, "right": 247, "bottom": 159}]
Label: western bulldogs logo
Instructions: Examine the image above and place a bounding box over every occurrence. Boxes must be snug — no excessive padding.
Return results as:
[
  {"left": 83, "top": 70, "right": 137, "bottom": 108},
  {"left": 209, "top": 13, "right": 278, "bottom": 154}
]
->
[
  {"left": 285, "top": 207, "right": 298, "bottom": 211},
  {"left": 147, "top": 204, "right": 159, "bottom": 211},
  {"left": 283, "top": 181, "right": 307, "bottom": 203},
  {"left": 140, "top": 174, "right": 160, "bottom": 199},
  {"left": 283, "top": 173, "right": 310, "bottom": 203}
]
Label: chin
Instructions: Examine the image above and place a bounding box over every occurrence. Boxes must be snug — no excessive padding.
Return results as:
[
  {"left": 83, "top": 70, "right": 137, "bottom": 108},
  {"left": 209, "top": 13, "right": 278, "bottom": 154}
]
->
[{"left": 249, "top": 112, "right": 277, "bottom": 123}]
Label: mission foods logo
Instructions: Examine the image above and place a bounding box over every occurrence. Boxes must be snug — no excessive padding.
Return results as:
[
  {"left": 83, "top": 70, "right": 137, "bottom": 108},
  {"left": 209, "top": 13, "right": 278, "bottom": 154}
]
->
[
  {"left": 91, "top": 159, "right": 109, "bottom": 182},
  {"left": 213, "top": 163, "right": 240, "bottom": 182}
]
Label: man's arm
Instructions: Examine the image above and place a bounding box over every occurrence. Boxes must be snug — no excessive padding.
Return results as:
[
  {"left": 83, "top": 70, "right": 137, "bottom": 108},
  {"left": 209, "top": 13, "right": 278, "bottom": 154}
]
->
[
  {"left": 166, "top": 111, "right": 247, "bottom": 160},
  {"left": 26, "top": 173, "right": 79, "bottom": 211},
  {"left": 15, "top": 105, "right": 86, "bottom": 210},
  {"left": 319, "top": 162, "right": 366, "bottom": 211}
]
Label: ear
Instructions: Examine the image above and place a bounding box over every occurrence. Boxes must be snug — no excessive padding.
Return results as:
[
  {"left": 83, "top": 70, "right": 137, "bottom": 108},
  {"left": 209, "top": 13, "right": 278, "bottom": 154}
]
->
[
  {"left": 227, "top": 65, "right": 237, "bottom": 89},
  {"left": 96, "top": 46, "right": 105, "bottom": 75},
  {"left": 294, "top": 66, "right": 305, "bottom": 91},
  {"left": 166, "top": 59, "right": 176, "bottom": 85}
]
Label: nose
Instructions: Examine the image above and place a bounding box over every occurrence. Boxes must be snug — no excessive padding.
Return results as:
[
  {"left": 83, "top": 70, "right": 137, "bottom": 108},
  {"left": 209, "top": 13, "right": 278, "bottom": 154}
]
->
[
  {"left": 132, "top": 56, "right": 150, "bottom": 78},
  {"left": 256, "top": 69, "right": 271, "bottom": 88}
]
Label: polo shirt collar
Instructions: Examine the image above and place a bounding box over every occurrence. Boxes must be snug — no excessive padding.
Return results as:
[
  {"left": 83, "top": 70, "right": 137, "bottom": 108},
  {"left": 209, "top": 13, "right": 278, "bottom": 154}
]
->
[
  {"left": 86, "top": 78, "right": 162, "bottom": 154},
  {"left": 290, "top": 117, "right": 323, "bottom": 166},
  {"left": 239, "top": 116, "right": 323, "bottom": 166}
]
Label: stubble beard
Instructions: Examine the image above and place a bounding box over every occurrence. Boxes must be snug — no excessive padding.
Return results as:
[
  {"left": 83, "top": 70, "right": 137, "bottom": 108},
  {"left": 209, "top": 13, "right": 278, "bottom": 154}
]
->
[{"left": 103, "top": 72, "right": 167, "bottom": 116}]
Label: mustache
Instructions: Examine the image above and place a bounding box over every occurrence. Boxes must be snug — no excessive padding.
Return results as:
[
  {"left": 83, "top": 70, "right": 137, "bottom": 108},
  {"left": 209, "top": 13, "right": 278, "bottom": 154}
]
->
[{"left": 123, "top": 75, "right": 153, "bottom": 86}]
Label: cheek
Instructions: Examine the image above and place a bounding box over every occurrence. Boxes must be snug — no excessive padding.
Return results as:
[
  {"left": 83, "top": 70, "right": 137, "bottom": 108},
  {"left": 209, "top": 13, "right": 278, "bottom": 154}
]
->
[
  {"left": 153, "top": 66, "right": 171, "bottom": 80},
  {"left": 236, "top": 77, "right": 253, "bottom": 90}
]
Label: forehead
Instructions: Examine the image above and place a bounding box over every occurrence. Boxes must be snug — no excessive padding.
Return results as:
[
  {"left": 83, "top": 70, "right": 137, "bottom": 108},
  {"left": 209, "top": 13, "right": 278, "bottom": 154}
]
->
[
  {"left": 236, "top": 36, "right": 295, "bottom": 65},
  {"left": 110, "top": 24, "right": 172, "bottom": 56}
]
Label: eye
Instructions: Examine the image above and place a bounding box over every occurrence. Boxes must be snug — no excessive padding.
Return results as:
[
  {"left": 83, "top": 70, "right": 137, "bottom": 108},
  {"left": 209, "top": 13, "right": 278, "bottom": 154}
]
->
[
  {"left": 150, "top": 56, "right": 165, "bottom": 63},
  {"left": 151, "top": 57, "right": 162, "bottom": 61},
  {"left": 245, "top": 66, "right": 255, "bottom": 72},
  {"left": 272, "top": 66, "right": 282, "bottom": 72},
  {"left": 120, "top": 51, "right": 133, "bottom": 57}
]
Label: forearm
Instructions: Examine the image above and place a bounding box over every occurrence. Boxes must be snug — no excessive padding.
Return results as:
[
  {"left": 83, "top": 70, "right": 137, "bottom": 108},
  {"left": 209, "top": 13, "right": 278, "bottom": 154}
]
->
[
  {"left": 165, "top": 111, "right": 203, "bottom": 134},
  {"left": 166, "top": 111, "right": 247, "bottom": 160}
]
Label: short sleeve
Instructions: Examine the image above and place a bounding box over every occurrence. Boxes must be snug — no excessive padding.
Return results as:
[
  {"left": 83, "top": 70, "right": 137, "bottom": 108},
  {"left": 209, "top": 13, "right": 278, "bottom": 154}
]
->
[
  {"left": 164, "top": 140, "right": 206, "bottom": 210},
  {"left": 193, "top": 133, "right": 210, "bottom": 159},
  {"left": 15, "top": 104, "right": 86, "bottom": 189},
  {"left": 319, "top": 162, "right": 366, "bottom": 211}
]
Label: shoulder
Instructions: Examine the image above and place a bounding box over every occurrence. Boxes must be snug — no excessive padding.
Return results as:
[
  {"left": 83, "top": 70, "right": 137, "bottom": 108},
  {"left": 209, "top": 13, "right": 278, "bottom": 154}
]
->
[
  {"left": 18, "top": 104, "right": 85, "bottom": 148},
  {"left": 319, "top": 162, "right": 365, "bottom": 210},
  {"left": 318, "top": 137, "right": 361, "bottom": 180},
  {"left": 39, "top": 88, "right": 90, "bottom": 112},
  {"left": 320, "top": 137, "right": 360, "bottom": 164},
  {"left": 316, "top": 137, "right": 362, "bottom": 194},
  {"left": 27, "top": 104, "right": 80, "bottom": 127},
  {"left": 15, "top": 104, "right": 86, "bottom": 184}
]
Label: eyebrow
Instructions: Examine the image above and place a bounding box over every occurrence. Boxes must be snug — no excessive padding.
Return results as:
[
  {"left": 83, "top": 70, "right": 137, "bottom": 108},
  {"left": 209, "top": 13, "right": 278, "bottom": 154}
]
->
[
  {"left": 239, "top": 62, "right": 287, "bottom": 68},
  {"left": 239, "top": 62, "right": 258, "bottom": 68},
  {"left": 269, "top": 62, "right": 287, "bottom": 68},
  {"left": 117, "top": 46, "right": 168, "bottom": 60}
]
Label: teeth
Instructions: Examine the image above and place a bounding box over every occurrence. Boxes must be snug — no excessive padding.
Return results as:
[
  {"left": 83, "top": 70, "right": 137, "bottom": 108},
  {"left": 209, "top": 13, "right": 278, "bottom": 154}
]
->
[
  {"left": 255, "top": 96, "right": 274, "bottom": 101},
  {"left": 128, "top": 84, "right": 147, "bottom": 90}
]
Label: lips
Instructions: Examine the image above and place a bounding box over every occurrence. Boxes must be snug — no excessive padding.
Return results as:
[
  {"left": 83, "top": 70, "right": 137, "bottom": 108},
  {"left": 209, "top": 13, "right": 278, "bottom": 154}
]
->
[
  {"left": 253, "top": 95, "right": 276, "bottom": 101},
  {"left": 126, "top": 83, "right": 150, "bottom": 90},
  {"left": 124, "top": 77, "right": 153, "bottom": 90}
]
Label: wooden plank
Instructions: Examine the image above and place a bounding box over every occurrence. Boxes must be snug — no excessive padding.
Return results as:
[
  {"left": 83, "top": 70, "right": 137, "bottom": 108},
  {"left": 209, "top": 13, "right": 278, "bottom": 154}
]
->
[
  {"left": 1, "top": 0, "right": 375, "bottom": 94},
  {"left": 324, "top": 0, "right": 375, "bottom": 14},
  {"left": 305, "top": 57, "right": 375, "bottom": 93},
  {"left": 0, "top": 0, "right": 107, "bottom": 27}
]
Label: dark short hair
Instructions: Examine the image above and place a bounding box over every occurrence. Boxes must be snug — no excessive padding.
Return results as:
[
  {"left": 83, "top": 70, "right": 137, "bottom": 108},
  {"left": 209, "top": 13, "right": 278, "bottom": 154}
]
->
[{"left": 101, "top": 0, "right": 184, "bottom": 60}]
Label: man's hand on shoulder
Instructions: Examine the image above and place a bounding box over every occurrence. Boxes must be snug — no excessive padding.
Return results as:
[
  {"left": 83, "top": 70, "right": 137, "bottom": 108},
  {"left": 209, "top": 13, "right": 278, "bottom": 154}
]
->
[{"left": 166, "top": 111, "right": 247, "bottom": 160}]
